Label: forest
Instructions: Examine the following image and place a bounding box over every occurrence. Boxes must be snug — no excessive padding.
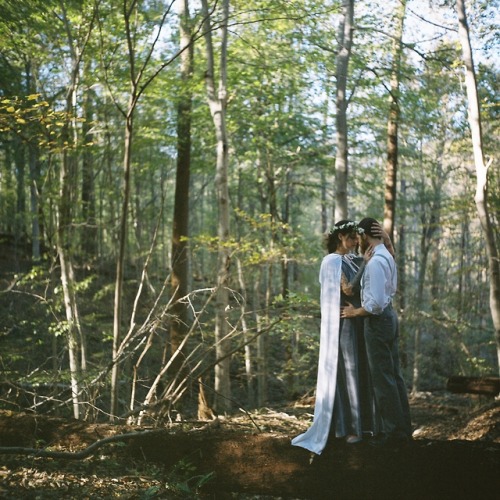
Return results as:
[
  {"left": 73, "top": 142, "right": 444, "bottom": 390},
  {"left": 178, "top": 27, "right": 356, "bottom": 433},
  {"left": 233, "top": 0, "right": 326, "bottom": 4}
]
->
[
  {"left": 0, "top": 0, "right": 500, "bottom": 500},
  {"left": 0, "top": 0, "right": 499, "bottom": 496}
]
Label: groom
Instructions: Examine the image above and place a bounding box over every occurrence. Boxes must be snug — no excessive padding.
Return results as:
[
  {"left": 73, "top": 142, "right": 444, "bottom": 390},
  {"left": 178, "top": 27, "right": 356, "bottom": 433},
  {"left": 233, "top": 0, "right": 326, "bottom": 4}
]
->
[{"left": 341, "top": 217, "right": 412, "bottom": 446}]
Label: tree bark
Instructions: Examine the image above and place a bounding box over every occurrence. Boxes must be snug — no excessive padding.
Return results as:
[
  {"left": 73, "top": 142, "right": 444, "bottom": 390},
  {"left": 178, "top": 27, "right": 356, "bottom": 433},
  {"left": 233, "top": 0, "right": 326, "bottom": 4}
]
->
[
  {"left": 334, "top": 0, "right": 353, "bottom": 222},
  {"left": 110, "top": 0, "right": 140, "bottom": 419},
  {"left": 58, "top": 118, "right": 84, "bottom": 418},
  {"left": 170, "top": 0, "right": 193, "bottom": 360},
  {"left": 14, "top": 136, "right": 26, "bottom": 244},
  {"left": 201, "top": 0, "right": 232, "bottom": 412},
  {"left": 456, "top": 0, "right": 500, "bottom": 376},
  {"left": 412, "top": 193, "right": 440, "bottom": 393},
  {"left": 81, "top": 86, "right": 97, "bottom": 260},
  {"left": 383, "top": 0, "right": 406, "bottom": 244},
  {"left": 28, "top": 143, "right": 41, "bottom": 261},
  {"left": 56, "top": 0, "right": 97, "bottom": 417},
  {"left": 398, "top": 178, "right": 407, "bottom": 312},
  {"left": 104, "top": 0, "right": 177, "bottom": 419},
  {"left": 110, "top": 110, "right": 134, "bottom": 420}
]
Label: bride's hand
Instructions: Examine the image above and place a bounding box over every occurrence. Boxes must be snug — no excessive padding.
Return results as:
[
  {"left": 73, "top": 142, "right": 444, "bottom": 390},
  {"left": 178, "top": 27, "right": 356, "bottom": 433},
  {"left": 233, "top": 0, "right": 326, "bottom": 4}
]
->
[
  {"left": 371, "top": 222, "right": 395, "bottom": 257},
  {"left": 371, "top": 222, "right": 387, "bottom": 241}
]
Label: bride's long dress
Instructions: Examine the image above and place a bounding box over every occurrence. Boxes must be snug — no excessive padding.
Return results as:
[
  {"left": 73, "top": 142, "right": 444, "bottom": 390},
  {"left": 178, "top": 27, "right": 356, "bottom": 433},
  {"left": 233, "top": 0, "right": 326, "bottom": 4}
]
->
[{"left": 291, "top": 254, "right": 376, "bottom": 455}]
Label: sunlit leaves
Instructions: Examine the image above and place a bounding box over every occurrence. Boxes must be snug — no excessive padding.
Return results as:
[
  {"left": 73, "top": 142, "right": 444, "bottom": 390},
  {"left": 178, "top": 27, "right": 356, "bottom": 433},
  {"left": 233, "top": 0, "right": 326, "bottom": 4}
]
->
[{"left": 0, "top": 94, "right": 86, "bottom": 152}]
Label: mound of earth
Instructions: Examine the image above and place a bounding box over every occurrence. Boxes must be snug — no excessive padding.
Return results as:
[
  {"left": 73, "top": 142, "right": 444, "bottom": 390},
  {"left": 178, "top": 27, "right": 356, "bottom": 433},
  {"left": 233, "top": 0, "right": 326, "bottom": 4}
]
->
[{"left": 0, "top": 392, "right": 498, "bottom": 499}]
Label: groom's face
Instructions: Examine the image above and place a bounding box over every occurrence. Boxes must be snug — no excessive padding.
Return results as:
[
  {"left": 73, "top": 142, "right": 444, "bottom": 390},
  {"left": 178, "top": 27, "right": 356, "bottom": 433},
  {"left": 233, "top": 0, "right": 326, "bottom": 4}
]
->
[{"left": 358, "top": 234, "right": 369, "bottom": 254}]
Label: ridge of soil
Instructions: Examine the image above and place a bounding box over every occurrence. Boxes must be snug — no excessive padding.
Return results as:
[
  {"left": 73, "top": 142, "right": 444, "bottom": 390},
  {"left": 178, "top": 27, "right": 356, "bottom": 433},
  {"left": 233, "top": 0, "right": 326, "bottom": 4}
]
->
[{"left": 0, "top": 392, "right": 498, "bottom": 499}]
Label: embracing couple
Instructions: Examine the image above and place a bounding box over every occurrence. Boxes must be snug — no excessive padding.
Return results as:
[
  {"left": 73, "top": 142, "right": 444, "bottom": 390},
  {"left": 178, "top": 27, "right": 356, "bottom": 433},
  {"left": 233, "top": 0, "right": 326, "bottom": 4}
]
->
[{"left": 292, "top": 218, "right": 412, "bottom": 455}]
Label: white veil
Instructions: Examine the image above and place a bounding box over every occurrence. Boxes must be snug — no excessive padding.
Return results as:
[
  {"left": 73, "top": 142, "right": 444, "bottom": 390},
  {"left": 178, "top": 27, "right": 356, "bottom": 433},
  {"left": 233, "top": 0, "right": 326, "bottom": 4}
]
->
[{"left": 291, "top": 253, "right": 342, "bottom": 455}]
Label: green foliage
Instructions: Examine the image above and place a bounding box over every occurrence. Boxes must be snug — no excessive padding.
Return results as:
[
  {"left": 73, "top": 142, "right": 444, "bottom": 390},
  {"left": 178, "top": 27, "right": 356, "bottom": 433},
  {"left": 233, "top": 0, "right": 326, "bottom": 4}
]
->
[
  {"left": 0, "top": 0, "right": 498, "bottom": 420},
  {"left": 164, "top": 459, "right": 215, "bottom": 498},
  {"left": 48, "top": 320, "right": 70, "bottom": 338}
]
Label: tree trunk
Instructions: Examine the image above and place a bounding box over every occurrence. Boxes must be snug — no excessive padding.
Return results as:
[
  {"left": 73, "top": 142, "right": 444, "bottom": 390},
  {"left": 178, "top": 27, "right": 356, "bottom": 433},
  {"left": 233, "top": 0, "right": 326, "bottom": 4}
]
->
[
  {"left": 25, "top": 57, "right": 41, "bottom": 261},
  {"left": 57, "top": 241, "right": 81, "bottom": 420},
  {"left": 334, "top": 0, "right": 353, "bottom": 222},
  {"left": 398, "top": 178, "right": 407, "bottom": 312},
  {"left": 56, "top": 2, "right": 96, "bottom": 417},
  {"left": 201, "top": 0, "right": 232, "bottom": 412},
  {"left": 170, "top": 0, "right": 193, "bottom": 360},
  {"left": 383, "top": 0, "right": 406, "bottom": 243},
  {"left": 412, "top": 231, "right": 430, "bottom": 394},
  {"left": 107, "top": 0, "right": 175, "bottom": 419},
  {"left": 14, "top": 136, "right": 26, "bottom": 241},
  {"left": 255, "top": 152, "right": 269, "bottom": 407},
  {"left": 256, "top": 265, "right": 269, "bottom": 406},
  {"left": 110, "top": 110, "right": 134, "bottom": 420},
  {"left": 236, "top": 258, "right": 254, "bottom": 408},
  {"left": 456, "top": 0, "right": 500, "bottom": 376},
  {"left": 57, "top": 127, "right": 84, "bottom": 419},
  {"left": 28, "top": 144, "right": 41, "bottom": 261},
  {"left": 110, "top": 0, "right": 142, "bottom": 419},
  {"left": 412, "top": 176, "right": 440, "bottom": 394},
  {"left": 81, "top": 87, "right": 97, "bottom": 260}
]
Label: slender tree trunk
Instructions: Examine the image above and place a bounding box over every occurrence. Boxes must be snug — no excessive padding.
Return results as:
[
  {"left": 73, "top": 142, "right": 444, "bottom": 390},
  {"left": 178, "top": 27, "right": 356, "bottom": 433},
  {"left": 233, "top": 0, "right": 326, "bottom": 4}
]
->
[
  {"left": 430, "top": 237, "right": 441, "bottom": 314},
  {"left": 28, "top": 144, "right": 41, "bottom": 261},
  {"left": 456, "top": 0, "right": 500, "bottom": 376},
  {"left": 109, "top": 0, "right": 142, "bottom": 419},
  {"left": 25, "top": 51, "right": 41, "bottom": 260},
  {"left": 321, "top": 169, "right": 328, "bottom": 232},
  {"left": 14, "top": 136, "right": 26, "bottom": 242},
  {"left": 108, "top": 0, "right": 173, "bottom": 418},
  {"left": 111, "top": 109, "right": 134, "bottom": 419},
  {"left": 56, "top": 1, "right": 96, "bottom": 416},
  {"left": 282, "top": 167, "right": 291, "bottom": 302},
  {"left": 82, "top": 87, "right": 97, "bottom": 260},
  {"left": 201, "top": 0, "right": 232, "bottom": 412},
  {"left": 3, "top": 145, "right": 14, "bottom": 235},
  {"left": 412, "top": 231, "right": 429, "bottom": 395},
  {"left": 429, "top": 152, "right": 444, "bottom": 316},
  {"left": 321, "top": 87, "right": 330, "bottom": 232},
  {"left": 383, "top": 0, "right": 406, "bottom": 243},
  {"left": 255, "top": 152, "right": 269, "bottom": 406},
  {"left": 236, "top": 258, "right": 254, "bottom": 408},
  {"left": 398, "top": 178, "right": 407, "bottom": 311},
  {"left": 57, "top": 128, "right": 84, "bottom": 418},
  {"left": 256, "top": 266, "right": 268, "bottom": 406},
  {"left": 457, "top": 220, "right": 468, "bottom": 316},
  {"left": 412, "top": 195, "right": 440, "bottom": 393},
  {"left": 334, "top": 0, "right": 353, "bottom": 222},
  {"left": 170, "top": 0, "right": 193, "bottom": 359}
]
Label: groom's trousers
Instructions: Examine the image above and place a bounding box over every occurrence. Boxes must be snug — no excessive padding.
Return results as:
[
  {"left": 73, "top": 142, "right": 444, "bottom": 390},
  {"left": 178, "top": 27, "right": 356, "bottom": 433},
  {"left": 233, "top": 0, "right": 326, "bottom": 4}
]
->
[{"left": 364, "top": 303, "right": 412, "bottom": 438}]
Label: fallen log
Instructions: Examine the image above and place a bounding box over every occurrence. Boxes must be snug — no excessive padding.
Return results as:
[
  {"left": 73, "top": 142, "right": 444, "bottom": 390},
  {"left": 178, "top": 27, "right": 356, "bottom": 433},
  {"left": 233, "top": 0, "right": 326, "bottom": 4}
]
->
[
  {"left": 446, "top": 376, "right": 500, "bottom": 397},
  {"left": 0, "top": 409, "right": 499, "bottom": 499},
  {"left": 128, "top": 432, "right": 500, "bottom": 499}
]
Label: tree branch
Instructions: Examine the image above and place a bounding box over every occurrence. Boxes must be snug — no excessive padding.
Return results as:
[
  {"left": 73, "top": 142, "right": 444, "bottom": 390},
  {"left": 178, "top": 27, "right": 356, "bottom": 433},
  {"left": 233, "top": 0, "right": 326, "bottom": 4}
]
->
[{"left": 0, "top": 429, "right": 164, "bottom": 459}]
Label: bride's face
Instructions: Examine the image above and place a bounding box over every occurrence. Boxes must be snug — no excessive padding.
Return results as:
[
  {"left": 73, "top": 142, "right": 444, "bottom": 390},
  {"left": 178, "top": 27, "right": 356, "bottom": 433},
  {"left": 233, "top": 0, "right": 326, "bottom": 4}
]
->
[{"left": 339, "top": 232, "right": 358, "bottom": 253}]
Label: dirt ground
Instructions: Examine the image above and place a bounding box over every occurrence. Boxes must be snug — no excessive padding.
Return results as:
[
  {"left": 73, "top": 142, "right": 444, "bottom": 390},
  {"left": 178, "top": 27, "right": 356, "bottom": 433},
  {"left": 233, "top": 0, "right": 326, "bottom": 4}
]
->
[{"left": 0, "top": 392, "right": 499, "bottom": 499}]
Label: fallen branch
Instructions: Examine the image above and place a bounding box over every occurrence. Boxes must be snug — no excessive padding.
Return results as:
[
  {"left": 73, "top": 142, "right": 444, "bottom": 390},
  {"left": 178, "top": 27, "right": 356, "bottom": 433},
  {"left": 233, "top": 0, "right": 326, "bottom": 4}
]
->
[
  {"left": 0, "top": 428, "right": 165, "bottom": 460},
  {"left": 447, "top": 376, "right": 500, "bottom": 397}
]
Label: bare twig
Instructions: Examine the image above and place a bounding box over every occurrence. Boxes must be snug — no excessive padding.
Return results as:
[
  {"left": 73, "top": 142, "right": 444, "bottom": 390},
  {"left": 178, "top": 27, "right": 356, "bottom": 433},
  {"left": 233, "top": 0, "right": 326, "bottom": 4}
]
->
[{"left": 0, "top": 428, "right": 167, "bottom": 459}]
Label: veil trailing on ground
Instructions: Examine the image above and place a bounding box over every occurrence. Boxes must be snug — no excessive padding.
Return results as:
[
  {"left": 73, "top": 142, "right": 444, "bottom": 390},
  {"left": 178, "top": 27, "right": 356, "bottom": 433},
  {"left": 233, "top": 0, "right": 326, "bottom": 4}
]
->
[{"left": 291, "top": 253, "right": 342, "bottom": 455}]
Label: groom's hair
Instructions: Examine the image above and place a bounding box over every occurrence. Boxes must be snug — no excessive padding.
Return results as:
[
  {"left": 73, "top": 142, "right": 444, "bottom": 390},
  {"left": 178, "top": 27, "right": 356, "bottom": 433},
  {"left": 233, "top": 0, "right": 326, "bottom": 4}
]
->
[{"left": 358, "top": 217, "right": 379, "bottom": 237}]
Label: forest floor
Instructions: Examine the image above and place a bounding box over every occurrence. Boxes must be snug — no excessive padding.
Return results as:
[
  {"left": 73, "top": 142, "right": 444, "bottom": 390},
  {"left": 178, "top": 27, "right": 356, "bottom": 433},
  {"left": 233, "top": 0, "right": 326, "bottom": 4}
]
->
[{"left": 0, "top": 391, "right": 499, "bottom": 499}]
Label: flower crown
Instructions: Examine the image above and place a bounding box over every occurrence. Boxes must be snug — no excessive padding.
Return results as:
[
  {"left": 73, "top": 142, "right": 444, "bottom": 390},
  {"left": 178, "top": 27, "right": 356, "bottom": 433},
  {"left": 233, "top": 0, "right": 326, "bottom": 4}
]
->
[{"left": 329, "top": 221, "right": 365, "bottom": 235}]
